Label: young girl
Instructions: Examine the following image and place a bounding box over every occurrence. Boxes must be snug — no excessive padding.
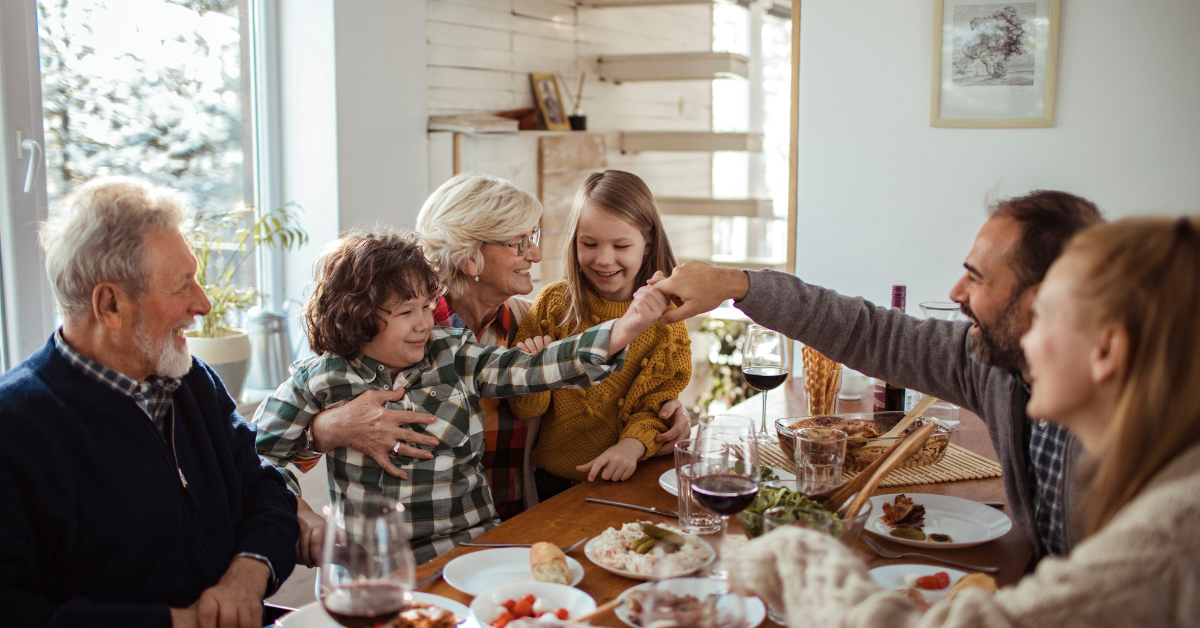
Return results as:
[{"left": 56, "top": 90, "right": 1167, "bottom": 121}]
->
[
  {"left": 252, "top": 230, "right": 670, "bottom": 562},
  {"left": 511, "top": 170, "right": 692, "bottom": 500}
]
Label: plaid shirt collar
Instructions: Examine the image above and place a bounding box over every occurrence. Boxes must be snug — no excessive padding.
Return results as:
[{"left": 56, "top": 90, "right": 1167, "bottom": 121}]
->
[
  {"left": 434, "top": 296, "right": 512, "bottom": 342},
  {"left": 53, "top": 328, "right": 182, "bottom": 429}
]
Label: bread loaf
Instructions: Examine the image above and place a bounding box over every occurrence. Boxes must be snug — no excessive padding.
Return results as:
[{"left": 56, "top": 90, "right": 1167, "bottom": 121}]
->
[
  {"left": 945, "top": 573, "right": 997, "bottom": 601},
  {"left": 530, "top": 541, "right": 571, "bottom": 584}
]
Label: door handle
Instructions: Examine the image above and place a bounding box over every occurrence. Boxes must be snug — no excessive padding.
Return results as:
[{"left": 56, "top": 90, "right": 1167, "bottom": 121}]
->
[{"left": 17, "top": 132, "right": 42, "bottom": 194}]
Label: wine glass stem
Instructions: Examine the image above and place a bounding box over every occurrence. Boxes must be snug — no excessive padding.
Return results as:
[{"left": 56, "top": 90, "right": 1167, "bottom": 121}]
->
[{"left": 760, "top": 390, "right": 769, "bottom": 434}]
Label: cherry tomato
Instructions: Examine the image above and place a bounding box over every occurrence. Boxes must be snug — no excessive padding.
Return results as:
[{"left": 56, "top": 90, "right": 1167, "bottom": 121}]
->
[
  {"left": 521, "top": 594, "right": 536, "bottom": 605},
  {"left": 501, "top": 600, "right": 517, "bottom": 614},
  {"left": 555, "top": 608, "right": 570, "bottom": 620},
  {"left": 512, "top": 600, "right": 534, "bottom": 617},
  {"left": 492, "top": 610, "right": 515, "bottom": 628},
  {"left": 934, "top": 571, "right": 951, "bottom": 588},
  {"left": 915, "top": 575, "right": 943, "bottom": 590}
]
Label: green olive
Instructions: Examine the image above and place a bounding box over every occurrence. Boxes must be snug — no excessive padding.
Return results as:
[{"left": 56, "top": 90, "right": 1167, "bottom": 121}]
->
[{"left": 889, "top": 528, "right": 927, "bottom": 541}]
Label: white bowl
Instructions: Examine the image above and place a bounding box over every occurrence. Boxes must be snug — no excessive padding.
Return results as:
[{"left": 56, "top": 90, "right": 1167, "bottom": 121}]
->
[{"left": 469, "top": 582, "right": 596, "bottom": 626}]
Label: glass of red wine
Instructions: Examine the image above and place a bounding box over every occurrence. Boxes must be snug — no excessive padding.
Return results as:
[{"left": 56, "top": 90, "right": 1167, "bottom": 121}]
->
[
  {"left": 690, "top": 415, "right": 761, "bottom": 580},
  {"left": 741, "top": 324, "right": 789, "bottom": 444},
  {"left": 320, "top": 496, "right": 416, "bottom": 628}
]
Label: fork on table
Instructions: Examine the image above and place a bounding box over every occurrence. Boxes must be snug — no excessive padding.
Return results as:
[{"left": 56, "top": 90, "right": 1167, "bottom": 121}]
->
[
  {"left": 862, "top": 536, "right": 1000, "bottom": 574},
  {"left": 458, "top": 537, "right": 589, "bottom": 553}
]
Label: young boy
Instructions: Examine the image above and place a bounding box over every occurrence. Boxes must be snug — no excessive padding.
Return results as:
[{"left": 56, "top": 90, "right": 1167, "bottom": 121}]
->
[{"left": 253, "top": 231, "right": 669, "bottom": 562}]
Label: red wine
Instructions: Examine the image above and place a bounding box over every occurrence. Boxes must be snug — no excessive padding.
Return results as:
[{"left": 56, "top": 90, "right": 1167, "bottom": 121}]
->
[
  {"left": 322, "top": 582, "right": 409, "bottom": 628},
  {"left": 742, "top": 367, "right": 787, "bottom": 392},
  {"left": 874, "top": 285, "right": 908, "bottom": 412},
  {"left": 691, "top": 474, "right": 759, "bottom": 516}
]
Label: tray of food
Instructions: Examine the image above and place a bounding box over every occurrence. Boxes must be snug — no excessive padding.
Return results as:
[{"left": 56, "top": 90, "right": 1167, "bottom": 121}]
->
[{"left": 775, "top": 411, "right": 955, "bottom": 472}]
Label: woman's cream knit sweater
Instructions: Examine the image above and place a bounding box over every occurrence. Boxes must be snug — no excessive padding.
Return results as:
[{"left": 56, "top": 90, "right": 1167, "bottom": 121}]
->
[{"left": 740, "top": 442, "right": 1200, "bottom": 628}]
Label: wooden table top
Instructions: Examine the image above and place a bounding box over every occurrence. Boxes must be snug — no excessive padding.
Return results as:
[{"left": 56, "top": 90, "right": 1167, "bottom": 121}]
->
[{"left": 415, "top": 381, "right": 1032, "bottom": 627}]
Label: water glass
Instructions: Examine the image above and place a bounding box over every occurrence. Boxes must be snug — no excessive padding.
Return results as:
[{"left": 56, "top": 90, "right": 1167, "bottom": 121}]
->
[
  {"left": 919, "top": 301, "right": 962, "bottom": 321},
  {"left": 675, "top": 439, "right": 722, "bottom": 534},
  {"left": 799, "top": 367, "right": 842, "bottom": 415},
  {"left": 793, "top": 427, "right": 847, "bottom": 493},
  {"left": 927, "top": 399, "right": 961, "bottom": 430}
]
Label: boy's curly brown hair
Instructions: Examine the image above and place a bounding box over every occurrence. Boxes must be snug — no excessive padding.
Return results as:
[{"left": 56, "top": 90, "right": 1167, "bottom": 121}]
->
[{"left": 304, "top": 230, "right": 442, "bottom": 358}]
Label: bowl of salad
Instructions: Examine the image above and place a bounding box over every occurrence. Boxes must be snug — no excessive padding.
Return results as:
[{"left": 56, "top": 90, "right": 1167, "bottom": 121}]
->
[{"left": 738, "top": 481, "right": 867, "bottom": 545}]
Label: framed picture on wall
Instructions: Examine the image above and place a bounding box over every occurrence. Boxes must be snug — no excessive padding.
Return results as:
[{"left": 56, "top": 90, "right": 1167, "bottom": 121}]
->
[
  {"left": 930, "top": 0, "right": 1061, "bottom": 128},
  {"left": 530, "top": 73, "right": 571, "bottom": 131}
]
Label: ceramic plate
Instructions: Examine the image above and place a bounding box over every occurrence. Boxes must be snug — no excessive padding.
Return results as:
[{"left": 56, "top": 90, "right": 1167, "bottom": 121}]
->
[
  {"left": 659, "top": 467, "right": 795, "bottom": 497},
  {"left": 868, "top": 564, "right": 966, "bottom": 605},
  {"left": 276, "top": 592, "right": 473, "bottom": 628},
  {"left": 583, "top": 535, "right": 715, "bottom": 581},
  {"left": 865, "top": 494, "right": 1012, "bottom": 549},
  {"left": 614, "top": 578, "right": 766, "bottom": 628},
  {"left": 442, "top": 548, "right": 584, "bottom": 596}
]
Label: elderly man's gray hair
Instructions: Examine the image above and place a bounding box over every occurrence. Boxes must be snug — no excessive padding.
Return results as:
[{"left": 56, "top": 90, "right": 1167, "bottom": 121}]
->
[
  {"left": 416, "top": 172, "right": 543, "bottom": 295},
  {"left": 39, "top": 176, "right": 191, "bottom": 321}
]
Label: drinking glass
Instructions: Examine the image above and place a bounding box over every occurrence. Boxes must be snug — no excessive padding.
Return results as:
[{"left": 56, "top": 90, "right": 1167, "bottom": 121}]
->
[
  {"left": 675, "top": 439, "right": 723, "bottom": 534},
  {"left": 919, "top": 301, "right": 961, "bottom": 321},
  {"left": 761, "top": 505, "right": 835, "bottom": 534},
  {"left": 691, "top": 416, "right": 760, "bottom": 580},
  {"left": 741, "top": 324, "right": 789, "bottom": 443},
  {"left": 793, "top": 427, "right": 847, "bottom": 494},
  {"left": 320, "top": 497, "right": 416, "bottom": 628}
]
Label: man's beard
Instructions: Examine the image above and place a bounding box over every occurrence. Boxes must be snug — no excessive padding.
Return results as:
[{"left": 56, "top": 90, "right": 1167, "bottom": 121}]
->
[
  {"left": 961, "top": 298, "right": 1027, "bottom": 373},
  {"left": 135, "top": 315, "right": 193, "bottom": 378}
]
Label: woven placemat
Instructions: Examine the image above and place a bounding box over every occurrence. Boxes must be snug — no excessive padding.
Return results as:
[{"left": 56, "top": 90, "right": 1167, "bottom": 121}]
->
[{"left": 757, "top": 442, "right": 1002, "bottom": 488}]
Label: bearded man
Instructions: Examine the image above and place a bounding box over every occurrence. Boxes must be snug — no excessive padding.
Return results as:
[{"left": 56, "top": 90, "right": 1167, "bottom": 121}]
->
[
  {"left": 653, "top": 190, "right": 1102, "bottom": 562},
  {"left": 0, "top": 177, "right": 298, "bottom": 628}
]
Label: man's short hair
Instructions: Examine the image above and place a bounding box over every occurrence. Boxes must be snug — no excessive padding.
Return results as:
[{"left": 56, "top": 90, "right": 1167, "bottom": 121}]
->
[
  {"left": 39, "top": 177, "right": 190, "bottom": 322},
  {"left": 304, "top": 230, "right": 442, "bottom": 358},
  {"left": 990, "top": 190, "right": 1104, "bottom": 292}
]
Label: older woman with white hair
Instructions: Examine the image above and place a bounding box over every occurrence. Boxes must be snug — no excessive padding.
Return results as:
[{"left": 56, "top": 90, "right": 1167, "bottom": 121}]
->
[{"left": 294, "top": 173, "right": 689, "bottom": 563}]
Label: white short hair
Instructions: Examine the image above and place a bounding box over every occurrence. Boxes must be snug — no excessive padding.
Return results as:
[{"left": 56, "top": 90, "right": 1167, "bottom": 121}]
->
[
  {"left": 416, "top": 172, "right": 542, "bottom": 295},
  {"left": 39, "top": 176, "right": 190, "bottom": 322}
]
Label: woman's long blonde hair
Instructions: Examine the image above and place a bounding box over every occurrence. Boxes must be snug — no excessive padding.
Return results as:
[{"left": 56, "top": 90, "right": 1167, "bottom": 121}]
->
[
  {"left": 1066, "top": 215, "right": 1200, "bottom": 536},
  {"left": 559, "top": 170, "right": 676, "bottom": 332}
]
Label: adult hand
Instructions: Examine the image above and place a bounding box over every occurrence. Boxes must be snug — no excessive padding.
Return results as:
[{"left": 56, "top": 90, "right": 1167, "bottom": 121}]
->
[
  {"left": 295, "top": 498, "right": 325, "bottom": 568},
  {"left": 652, "top": 399, "right": 692, "bottom": 456},
  {"left": 516, "top": 335, "right": 553, "bottom": 354},
  {"left": 310, "top": 389, "right": 440, "bottom": 481},
  {"left": 170, "top": 607, "right": 199, "bottom": 628},
  {"left": 576, "top": 438, "right": 646, "bottom": 481},
  {"left": 648, "top": 262, "right": 750, "bottom": 325},
  {"left": 193, "top": 556, "right": 270, "bottom": 628}
]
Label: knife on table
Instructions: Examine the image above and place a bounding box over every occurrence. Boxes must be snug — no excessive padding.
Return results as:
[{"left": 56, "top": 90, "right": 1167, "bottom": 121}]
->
[{"left": 586, "top": 497, "right": 678, "bottom": 518}]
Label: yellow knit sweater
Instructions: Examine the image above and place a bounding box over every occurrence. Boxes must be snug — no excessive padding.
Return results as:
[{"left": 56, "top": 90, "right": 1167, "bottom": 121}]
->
[{"left": 511, "top": 281, "right": 692, "bottom": 481}]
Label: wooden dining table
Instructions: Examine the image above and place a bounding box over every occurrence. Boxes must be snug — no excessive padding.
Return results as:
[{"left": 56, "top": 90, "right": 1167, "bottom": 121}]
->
[{"left": 414, "top": 380, "right": 1033, "bottom": 627}]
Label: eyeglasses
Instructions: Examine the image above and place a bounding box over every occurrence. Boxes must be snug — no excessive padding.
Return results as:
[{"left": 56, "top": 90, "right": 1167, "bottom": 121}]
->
[{"left": 485, "top": 228, "right": 541, "bottom": 256}]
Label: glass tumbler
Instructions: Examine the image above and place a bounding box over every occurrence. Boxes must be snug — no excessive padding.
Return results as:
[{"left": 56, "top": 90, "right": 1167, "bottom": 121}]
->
[
  {"left": 674, "top": 439, "right": 723, "bottom": 534},
  {"left": 793, "top": 427, "right": 847, "bottom": 494}
]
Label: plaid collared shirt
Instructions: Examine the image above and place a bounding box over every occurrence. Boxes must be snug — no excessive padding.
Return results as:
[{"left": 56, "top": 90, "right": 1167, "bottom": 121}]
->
[
  {"left": 253, "top": 322, "right": 623, "bottom": 563},
  {"left": 433, "top": 296, "right": 529, "bottom": 520},
  {"left": 53, "top": 328, "right": 181, "bottom": 432},
  {"left": 1027, "top": 418, "right": 1072, "bottom": 556}
]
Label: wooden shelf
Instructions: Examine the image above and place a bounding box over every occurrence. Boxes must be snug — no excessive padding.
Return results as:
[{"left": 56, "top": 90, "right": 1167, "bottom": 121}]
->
[
  {"left": 598, "top": 52, "right": 748, "bottom": 83},
  {"left": 656, "top": 197, "right": 773, "bottom": 217},
  {"left": 580, "top": 0, "right": 711, "bottom": 5},
  {"left": 619, "top": 131, "right": 763, "bottom": 153}
]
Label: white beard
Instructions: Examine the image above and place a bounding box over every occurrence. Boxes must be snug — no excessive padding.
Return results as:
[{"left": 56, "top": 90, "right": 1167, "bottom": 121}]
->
[{"left": 135, "top": 316, "right": 193, "bottom": 378}]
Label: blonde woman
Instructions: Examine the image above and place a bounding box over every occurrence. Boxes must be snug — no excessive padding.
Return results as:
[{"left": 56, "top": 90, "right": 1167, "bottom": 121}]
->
[{"left": 738, "top": 215, "right": 1200, "bottom": 627}]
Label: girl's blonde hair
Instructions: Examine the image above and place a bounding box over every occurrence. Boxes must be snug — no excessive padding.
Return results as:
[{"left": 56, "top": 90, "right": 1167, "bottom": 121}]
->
[
  {"left": 1065, "top": 215, "right": 1200, "bottom": 536},
  {"left": 559, "top": 170, "right": 676, "bottom": 332},
  {"left": 416, "top": 172, "right": 543, "bottom": 296}
]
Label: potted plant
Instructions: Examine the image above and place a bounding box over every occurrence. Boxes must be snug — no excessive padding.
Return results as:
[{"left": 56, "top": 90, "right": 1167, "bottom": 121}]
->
[{"left": 184, "top": 204, "right": 308, "bottom": 399}]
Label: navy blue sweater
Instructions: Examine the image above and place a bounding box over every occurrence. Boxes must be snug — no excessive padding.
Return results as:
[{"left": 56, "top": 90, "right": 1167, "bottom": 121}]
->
[{"left": 0, "top": 337, "right": 299, "bottom": 627}]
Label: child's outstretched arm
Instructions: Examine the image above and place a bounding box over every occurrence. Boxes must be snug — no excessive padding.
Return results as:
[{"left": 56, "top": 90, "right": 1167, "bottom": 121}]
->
[{"left": 609, "top": 284, "right": 671, "bottom": 353}]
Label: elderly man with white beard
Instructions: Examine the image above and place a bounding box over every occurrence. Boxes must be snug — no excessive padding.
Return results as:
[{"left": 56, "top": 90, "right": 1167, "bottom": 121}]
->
[{"left": 0, "top": 177, "right": 298, "bottom": 628}]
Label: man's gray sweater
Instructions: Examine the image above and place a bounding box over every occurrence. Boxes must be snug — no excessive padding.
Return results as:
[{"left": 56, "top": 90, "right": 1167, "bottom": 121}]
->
[{"left": 737, "top": 270, "right": 1084, "bottom": 561}]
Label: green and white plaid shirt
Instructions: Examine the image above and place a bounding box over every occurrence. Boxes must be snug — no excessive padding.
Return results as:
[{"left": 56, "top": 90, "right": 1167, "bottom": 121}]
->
[{"left": 253, "top": 321, "right": 624, "bottom": 563}]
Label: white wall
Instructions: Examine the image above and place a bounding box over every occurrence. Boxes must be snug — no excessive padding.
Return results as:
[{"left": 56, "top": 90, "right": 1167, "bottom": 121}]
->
[{"left": 794, "top": 0, "right": 1200, "bottom": 309}]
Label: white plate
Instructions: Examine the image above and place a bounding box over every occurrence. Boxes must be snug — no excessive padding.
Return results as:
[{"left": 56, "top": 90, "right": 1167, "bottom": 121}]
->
[
  {"left": 276, "top": 592, "right": 473, "bottom": 628},
  {"left": 442, "top": 548, "right": 584, "bottom": 596},
  {"left": 868, "top": 564, "right": 966, "bottom": 605},
  {"left": 659, "top": 468, "right": 795, "bottom": 496},
  {"left": 583, "top": 535, "right": 715, "bottom": 581},
  {"left": 865, "top": 494, "right": 1012, "bottom": 549},
  {"left": 470, "top": 582, "right": 596, "bottom": 626},
  {"left": 614, "top": 578, "right": 766, "bottom": 628}
]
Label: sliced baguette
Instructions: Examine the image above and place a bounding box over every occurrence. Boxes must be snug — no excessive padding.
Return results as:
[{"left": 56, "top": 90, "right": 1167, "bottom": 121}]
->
[{"left": 530, "top": 541, "right": 571, "bottom": 584}]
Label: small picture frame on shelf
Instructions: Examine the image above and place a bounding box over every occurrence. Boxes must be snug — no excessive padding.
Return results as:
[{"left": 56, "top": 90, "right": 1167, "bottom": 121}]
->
[
  {"left": 530, "top": 73, "right": 571, "bottom": 131},
  {"left": 930, "top": 0, "right": 1061, "bottom": 128}
]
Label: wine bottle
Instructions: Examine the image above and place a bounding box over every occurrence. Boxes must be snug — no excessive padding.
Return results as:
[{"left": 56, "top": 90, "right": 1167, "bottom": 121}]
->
[{"left": 874, "top": 285, "right": 907, "bottom": 412}]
